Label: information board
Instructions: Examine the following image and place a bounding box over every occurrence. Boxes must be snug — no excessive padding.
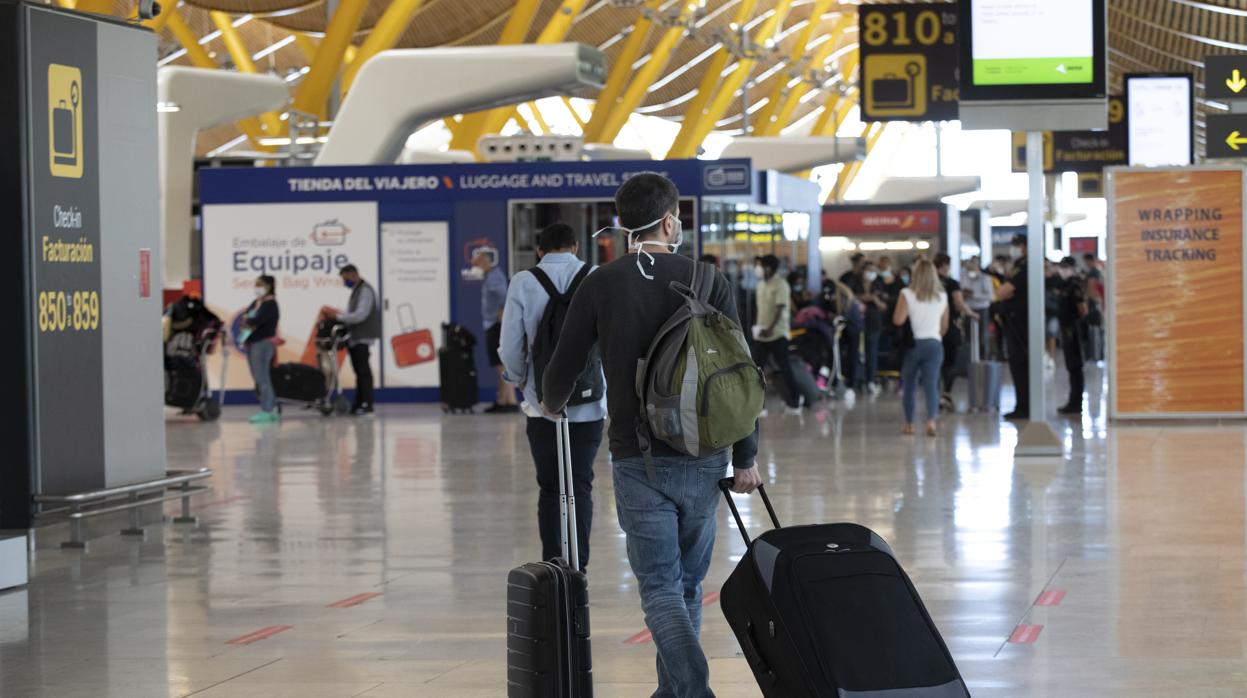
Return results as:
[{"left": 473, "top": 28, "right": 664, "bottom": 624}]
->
[
  {"left": 970, "top": 0, "right": 1094, "bottom": 85},
  {"left": 26, "top": 7, "right": 105, "bottom": 493},
  {"left": 859, "top": 2, "right": 959, "bottom": 122},
  {"left": 1125, "top": 74, "right": 1193, "bottom": 167},
  {"left": 1109, "top": 167, "right": 1246, "bottom": 417}
]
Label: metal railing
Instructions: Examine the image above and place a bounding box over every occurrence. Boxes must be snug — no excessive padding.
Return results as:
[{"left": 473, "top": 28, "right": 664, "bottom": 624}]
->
[{"left": 33, "top": 468, "right": 213, "bottom": 549}]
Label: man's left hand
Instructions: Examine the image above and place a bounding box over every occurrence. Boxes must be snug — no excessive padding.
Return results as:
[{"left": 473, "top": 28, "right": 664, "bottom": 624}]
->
[{"left": 540, "top": 402, "right": 562, "bottom": 418}]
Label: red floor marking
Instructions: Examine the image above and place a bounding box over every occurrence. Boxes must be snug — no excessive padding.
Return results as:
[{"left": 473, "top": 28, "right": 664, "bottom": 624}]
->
[
  {"left": 1008, "top": 624, "right": 1043, "bottom": 644},
  {"left": 226, "top": 625, "right": 292, "bottom": 645},
  {"left": 1036, "top": 590, "right": 1066, "bottom": 607},
  {"left": 327, "top": 592, "right": 382, "bottom": 609},
  {"left": 623, "top": 592, "right": 719, "bottom": 645}
]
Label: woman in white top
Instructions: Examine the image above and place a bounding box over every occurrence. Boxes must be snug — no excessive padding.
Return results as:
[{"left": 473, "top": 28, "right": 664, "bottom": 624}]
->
[{"left": 892, "top": 259, "right": 949, "bottom": 436}]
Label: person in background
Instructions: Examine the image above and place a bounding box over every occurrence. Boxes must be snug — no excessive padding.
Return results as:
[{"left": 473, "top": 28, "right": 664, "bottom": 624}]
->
[
  {"left": 995, "top": 234, "right": 1030, "bottom": 420},
  {"left": 754, "top": 254, "right": 802, "bottom": 413},
  {"left": 698, "top": 253, "right": 719, "bottom": 268},
  {"left": 474, "top": 249, "right": 519, "bottom": 413},
  {"left": 961, "top": 255, "right": 994, "bottom": 359},
  {"left": 893, "top": 259, "right": 948, "bottom": 436},
  {"left": 541, "top": 172, "right": 762, "bottom": 698},
  {"left": 859, "top": 259, "right": 887, "bottom": 396},
  {"left": 838, "top": 253, "right": 869, "bottom": 391},
  {"left": 988, "top": 254, "right": 1011, "bottom": 282},
  {"left": 1083, "top": 253, "right": 1104, "bottom": 305},
  {"left": 877, "top": 255, "right": 896, "bottom": 289},
  {"left": 242, "top": 275, "right": 280, "bottom": 424},
  {"left": 329, "top": 265, "right": 380, "bottom": 416},
  {"left": 499, "top": 223, "right": 606, "bottom": 570},
  {"left": 787, "top": 270, "right": 812, "bottom": 310},
  {"left": 897, "top": 265, "right": 912, "bottom": 288},
  {"left": 1044, "top": 261, "right": 1062, "bottom": 369},
  {"left": 1056, "top": 257, "right": 1088, "bottom": 415},
  {"left": 934, "top": 253, "right": 979, "bottom": 410}
]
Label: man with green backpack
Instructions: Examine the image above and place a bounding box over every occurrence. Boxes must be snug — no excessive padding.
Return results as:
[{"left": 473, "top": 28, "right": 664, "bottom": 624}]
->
[{"left": 542, "top": 173, "right": 764, "bottom": 698}]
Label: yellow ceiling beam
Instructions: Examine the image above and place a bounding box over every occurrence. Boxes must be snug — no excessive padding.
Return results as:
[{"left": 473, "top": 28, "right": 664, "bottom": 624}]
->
[
  {"left": 448, "top": 0, "right": 544, "bottom": 152},
  {"left": 667, "top": 0, "right": 761, "bottom": 158},
  {"left": 594, "top": 3, "right": 698, "bottom": 145},
  {"left": 291, "top": 0, "right": 368, "bottom": 119},
  {"left": 561, "top": 97, "right": 587, "bottom": 131},
  {"left": 341, "top": 0, "right": 428, "bottom": 95},
  {"left": 73, "top": 0, "right": 115, "bottom": 15},
  {"left": 583, "top": 0, "right": 662, "bottom": 143},
  {"left": 525, "top": 102, "right": 552, "bottom": 134},
  {"left": 453, "top": 0, "right": 591, "bottom": 156},
  {"left": 293, "top": 33, "right": 319, "bottom": 61},
  {"left": 828, "top": 122, "right": 885, "bottom": 204},
  {"left": 668, "top": 0, "right": 793, "bottom": 159},
  {"left": 210, "top": 11, "right": 284, "bottom": 137},
  {"left": 752, "top": 0, "right": 835, "bottom": 135},
  {"left": 759, "top": 10, "right": 849, "bottom": 137}
]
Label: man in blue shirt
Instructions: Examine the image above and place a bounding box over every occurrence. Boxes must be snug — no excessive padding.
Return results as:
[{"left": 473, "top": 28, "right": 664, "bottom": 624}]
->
[
  {"left": 473, "top": 248, "right": 519, "bottom": 413},
  {"left": 499, "top": 224, "right": 606, "bottom": 568}
]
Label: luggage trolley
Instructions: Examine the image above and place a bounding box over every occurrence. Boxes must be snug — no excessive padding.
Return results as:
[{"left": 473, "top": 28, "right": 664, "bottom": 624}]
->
[
  {"left": 314, "top": 318, "right": 353, "bottom": 416},
  {"left": 164, "top": 310, "right": 226, "bottom": 422}
]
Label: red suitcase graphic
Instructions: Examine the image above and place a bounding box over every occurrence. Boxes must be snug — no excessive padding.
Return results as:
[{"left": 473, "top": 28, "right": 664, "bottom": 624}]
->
[{"left": 391, "top": 303, "right": 436, "bottom": 367}]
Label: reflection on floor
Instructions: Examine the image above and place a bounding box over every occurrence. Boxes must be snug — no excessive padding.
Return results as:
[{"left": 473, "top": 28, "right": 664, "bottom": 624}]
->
[{"left": 2, "top": 368, "right": 1246, "bottom": 696}]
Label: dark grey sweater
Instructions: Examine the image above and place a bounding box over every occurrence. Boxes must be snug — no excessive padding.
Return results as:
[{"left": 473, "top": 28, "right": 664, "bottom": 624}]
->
[{"left": 543, "top": 253, "right": 759, "bottom": 466}]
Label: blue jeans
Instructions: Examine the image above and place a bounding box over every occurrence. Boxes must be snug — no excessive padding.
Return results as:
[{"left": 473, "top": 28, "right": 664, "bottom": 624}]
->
[
  {"left": 864, "top": 327, "right": 881, "bottom": 385},
  {"left": 247, "top": 340, "right": 276, "bottom": 412},
  {"left": 614, "top": 452, "right": 728, "bottom": 698},
  {"left": 902, "top": 338, "right": 943, "bottom": 423}
]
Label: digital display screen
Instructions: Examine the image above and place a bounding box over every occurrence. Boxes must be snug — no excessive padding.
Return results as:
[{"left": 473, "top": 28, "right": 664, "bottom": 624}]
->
[
  {"left": 970, "top": 0, "right": 1096, "bottom": 86},
  {"left": 1126, "top": 75, "right": 1193, "bottom": 167}
]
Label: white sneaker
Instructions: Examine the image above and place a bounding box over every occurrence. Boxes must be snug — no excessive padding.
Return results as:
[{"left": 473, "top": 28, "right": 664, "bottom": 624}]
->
[
  {"left": 759, "top": 408, "right": 770, "bottom": 418},
  {"left": 843, "top": 388, "right": 857, "bottom": 404},
  {"left": 867, "top": 382, "right": 881, "bottom": 396}
]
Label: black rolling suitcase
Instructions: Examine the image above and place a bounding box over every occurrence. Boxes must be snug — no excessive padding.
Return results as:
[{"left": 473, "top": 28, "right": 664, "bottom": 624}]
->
[
  {"left": 439, "top": 323, "right": 478, "bottom": 413},
  {"left": 507, "top": 417, "right": 592, "bottom": 697},
  {"left": 718, "top": 480, "right": 969, "bottom": 698},
  {"left": 271, "top": 363, "right": 327, "bottom": 403}
]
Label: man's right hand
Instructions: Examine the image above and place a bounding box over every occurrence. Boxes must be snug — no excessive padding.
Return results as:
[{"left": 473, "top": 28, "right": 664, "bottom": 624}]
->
[{"left": 732, "top": 465, "right": 764, "bottom": 494}]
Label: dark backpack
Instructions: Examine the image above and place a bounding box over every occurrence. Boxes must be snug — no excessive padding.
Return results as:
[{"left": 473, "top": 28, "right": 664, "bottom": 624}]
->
[{"left": 530, "top": 264, "right": 604, "bottom": 407}]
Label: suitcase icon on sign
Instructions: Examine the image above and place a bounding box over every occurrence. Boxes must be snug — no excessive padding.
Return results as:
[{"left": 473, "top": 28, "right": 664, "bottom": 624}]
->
[
  {"left": 47, "top": 64, "right": 83, "bottom": 178},
  {"left": 864, "top": 55, "right": 927, "bottom": 117},
  {"left": 52, "top": 88, "right": 78, "bottom": 166},
  {"left": 390, "top": 303, "right": 436, "bottom": 367},
  {"left": 870, "top": 62, "right": 922, "bottom": 109}
]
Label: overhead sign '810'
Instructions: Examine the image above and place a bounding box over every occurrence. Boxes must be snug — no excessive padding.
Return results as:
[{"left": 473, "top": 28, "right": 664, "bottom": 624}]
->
[{"left": 860, "top": 3, "right": 960, "bottom": 122}]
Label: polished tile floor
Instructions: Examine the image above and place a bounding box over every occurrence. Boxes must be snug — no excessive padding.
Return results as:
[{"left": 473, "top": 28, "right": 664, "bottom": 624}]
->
[{"left": 4, "top": 367, "right": 1247, "bottom": 697}]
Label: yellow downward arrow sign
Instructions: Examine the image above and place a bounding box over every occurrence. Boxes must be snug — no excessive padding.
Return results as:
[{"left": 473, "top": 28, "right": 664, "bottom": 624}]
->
[
  {"left": 1229, "top": 69, "right": 1247, "bottom": 94},
  {"left": 1228, "top": 130, "right": 1247, "bottom": 151}
]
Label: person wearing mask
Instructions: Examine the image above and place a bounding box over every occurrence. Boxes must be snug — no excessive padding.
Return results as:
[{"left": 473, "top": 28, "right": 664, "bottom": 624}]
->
[
  {"left": 995, "top": 235, "right": 1030, "bottom": 420},
  {"left": 499, "top": 223, "right": 607, "bottom": 570},
  {"left": 1056, "top": 257, "right": 1088, "bottom": 415},
  {"left": 542, "top": 173, "right": 762, "bottom": 698},
  {"left": 328, "top": 265, "right": 380, "bottom": 416},
  {"left": 838, "top": 253, "right": 869, "bottom": 390},
  {"left": 753, "top": 255, "right": 801, "bottom": 412},
  {"left": 934, "top": 253, "right": 979, "bottom": 409},
  {"left": 961, "top": 256, "right": 994, "bottom": 359},
  {"left": 474, "top": 249, "right": 519, "bottom": 413},
  {"left": 897, "top": 265, "right": 912, "bottom": 288},
  {"left": 242, "top": 275, "right": 280, "bottom": 424},
  {"left": 859, "top": 259, "right": 887, "bottom": 395},
  {"left": 893, "top": 259, "right": 948, "bottom": 436}
]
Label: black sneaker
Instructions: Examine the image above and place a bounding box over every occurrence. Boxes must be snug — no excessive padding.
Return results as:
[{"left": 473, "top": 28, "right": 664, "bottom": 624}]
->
[
  {"left": 350, "top": 405, "right": 374, "bottom": 417},
  {"left": 1057, "top": 404, "right": 1082, "bottom": 415},
  {"left": 1004, "top": 411, "right": 1029, "bottom": 421}
]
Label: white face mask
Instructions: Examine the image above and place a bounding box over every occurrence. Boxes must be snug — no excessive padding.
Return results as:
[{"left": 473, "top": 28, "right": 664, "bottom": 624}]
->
[
  {"left": 864, "top": 271, "right": 878, "bottom": 282},
  {"left": 753, "top": 265, "right": 765, "bottom": 278},
  {"left": 1009, "top": 245, "right": 1023, "bottom": 260},
  {"left": 254, "top": 286, "right": 268, "bottom": 298},
  {"left": 594, "top": 213, "right": 681, "bottom": 280},
  {"left": 880, "top": 269, "right": 893, "bottom": 280}
]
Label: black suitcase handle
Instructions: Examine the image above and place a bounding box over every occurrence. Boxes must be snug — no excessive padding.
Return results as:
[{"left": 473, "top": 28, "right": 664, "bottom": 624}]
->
[{"left": 718, "top": 478, "right": 781, "bottom": 546}]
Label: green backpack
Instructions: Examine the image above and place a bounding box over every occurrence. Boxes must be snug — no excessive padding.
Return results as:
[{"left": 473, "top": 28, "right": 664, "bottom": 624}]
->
[{"left": 635, "top": 261, "right": 764, "bottom": 473}]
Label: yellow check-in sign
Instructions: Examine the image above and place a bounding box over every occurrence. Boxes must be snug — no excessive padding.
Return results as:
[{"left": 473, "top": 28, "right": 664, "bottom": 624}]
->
[{"left": 47, "top": 63, "right": 83, "bottom": 179}]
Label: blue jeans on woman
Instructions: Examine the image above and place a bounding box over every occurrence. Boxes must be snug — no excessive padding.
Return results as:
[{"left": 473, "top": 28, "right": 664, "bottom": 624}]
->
[
  {"left": 902, "top": 338, "right": 944, "bottom": 424},
  {"left": 613, "top": 451, "right": 728, "bottom": 698},
  {"left": 247, "top": 340, "right": 276, "bottom": 412}
]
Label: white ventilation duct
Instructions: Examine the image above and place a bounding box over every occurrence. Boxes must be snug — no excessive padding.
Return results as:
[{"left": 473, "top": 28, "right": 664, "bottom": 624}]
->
[
  {"left": 317, "top": 43, "right": 607, "bottom": 165},
  {"left": 719, "top": 136, "right": 865, "bottom": 171},
  {"left": 158, "top": 67, "right": 288, "bottom": 286}
]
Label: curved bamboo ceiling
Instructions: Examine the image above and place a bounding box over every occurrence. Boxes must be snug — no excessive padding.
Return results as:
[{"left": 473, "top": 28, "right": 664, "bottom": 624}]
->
[{"left": 132, "top": 0, "right": 1247, "bottom": 155}]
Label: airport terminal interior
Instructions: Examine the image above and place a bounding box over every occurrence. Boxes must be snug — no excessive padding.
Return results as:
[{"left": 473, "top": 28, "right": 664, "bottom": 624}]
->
[{"left": 3, "top": 0, "right": 1247, "bottom": 696}]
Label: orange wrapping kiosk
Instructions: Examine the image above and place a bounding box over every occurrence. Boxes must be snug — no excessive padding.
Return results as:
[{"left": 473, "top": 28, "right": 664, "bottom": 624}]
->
[{"left": 1107, "top": 166, "right": 1247, "bottom": 418}]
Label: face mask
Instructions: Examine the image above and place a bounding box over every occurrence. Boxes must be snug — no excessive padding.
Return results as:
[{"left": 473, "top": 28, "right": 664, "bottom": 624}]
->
[
  {"left": 1009, "top": 246, "right": 1023, "bottom": 260},
  {"left": 753, "top": 265, "right": 765, "bottom": 278},
  {"left": 594, "top": 213, "right": 680, "bottom": 280},
  {"left": 880, "top": 270, "right": 893, "bottom": 280},
  {"left": 967, "top": 270, "right": 980, "bottom": 279},
  {"left": 864, "top": 271, "right": 878, "bottom": 282},
  {"left": 344, "top": 278, "right": 356, "bottom": 288},
  {"left": 793, "top": 284, "right": 804, "bottom": 293},
  {"left": 254, "top": 286, "right": 268, "bottom": 298},
  {"left": 900, "top": 274, "right": 911, "bottom": 286},
  {"left": 1059, "top": 268, "right": 1073, "bottom": 280}
]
